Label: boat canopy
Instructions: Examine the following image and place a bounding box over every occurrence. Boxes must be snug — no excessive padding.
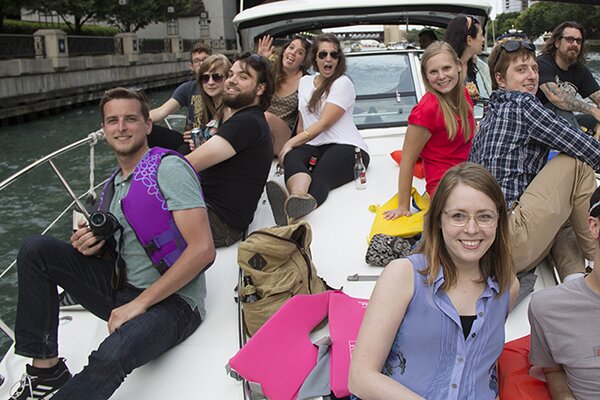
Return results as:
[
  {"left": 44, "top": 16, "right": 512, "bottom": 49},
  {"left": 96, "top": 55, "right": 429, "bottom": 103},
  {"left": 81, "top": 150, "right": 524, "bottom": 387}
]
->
[{"left": 233, "top": 0, "right": 492, "bottom": 51}]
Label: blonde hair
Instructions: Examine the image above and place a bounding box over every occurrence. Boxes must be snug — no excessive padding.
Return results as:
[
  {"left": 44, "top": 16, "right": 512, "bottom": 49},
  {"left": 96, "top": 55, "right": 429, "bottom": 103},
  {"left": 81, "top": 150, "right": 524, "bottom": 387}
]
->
[
  {"left": 196, "top": 54, "right": 231, "bottom": 125},
  {"left": 420, "top": 41, "right": 473, "bottom": 141},
  {"left": 417, "top": 163, "right": 514, "bottom": 294}
]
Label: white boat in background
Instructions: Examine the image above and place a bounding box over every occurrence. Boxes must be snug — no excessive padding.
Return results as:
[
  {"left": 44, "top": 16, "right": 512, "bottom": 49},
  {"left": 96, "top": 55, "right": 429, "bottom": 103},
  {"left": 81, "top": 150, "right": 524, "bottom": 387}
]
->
[{"left": 0, "top": 0, "right": 559, "bottom": 398}]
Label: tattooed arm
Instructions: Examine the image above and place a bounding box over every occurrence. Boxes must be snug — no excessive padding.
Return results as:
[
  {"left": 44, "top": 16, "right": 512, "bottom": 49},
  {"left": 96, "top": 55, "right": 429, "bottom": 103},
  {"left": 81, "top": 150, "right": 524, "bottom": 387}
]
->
[
  {"left": 539, "top": 83, "right": 600, "bottom": 122},
  {"left": 589, "top": 89, "right": 600, "bottom": 108}
]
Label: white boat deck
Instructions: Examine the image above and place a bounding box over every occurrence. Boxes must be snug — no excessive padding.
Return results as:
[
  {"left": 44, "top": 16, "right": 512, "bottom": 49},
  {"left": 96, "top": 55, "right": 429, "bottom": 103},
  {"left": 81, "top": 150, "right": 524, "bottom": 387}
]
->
[{"left": 0, "top": 126, "right": 554, "bottom": 398}]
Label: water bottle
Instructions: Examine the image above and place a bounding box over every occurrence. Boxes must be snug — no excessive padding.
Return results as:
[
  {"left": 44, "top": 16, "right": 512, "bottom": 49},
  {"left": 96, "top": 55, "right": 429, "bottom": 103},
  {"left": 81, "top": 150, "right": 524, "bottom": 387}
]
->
[
  {"left": 242, "top": 275, "right": 259, "bottom": 303},
  {"left": 354, "top": 147, "right": 367, "bottom": 190}
]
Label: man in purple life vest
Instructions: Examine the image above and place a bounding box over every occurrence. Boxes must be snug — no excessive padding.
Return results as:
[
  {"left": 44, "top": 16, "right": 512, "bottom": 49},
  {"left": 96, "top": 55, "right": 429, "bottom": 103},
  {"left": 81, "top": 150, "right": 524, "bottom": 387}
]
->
[{"left": 7, "top": 87, "right": 216, "bottom": 400}]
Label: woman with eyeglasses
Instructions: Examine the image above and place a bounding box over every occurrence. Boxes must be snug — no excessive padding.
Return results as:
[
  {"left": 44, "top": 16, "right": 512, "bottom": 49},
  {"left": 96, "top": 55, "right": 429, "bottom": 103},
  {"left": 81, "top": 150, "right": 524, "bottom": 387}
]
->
[
  {"left": 258, "top": 35, "right": 312, "bottom": 155},
  {"left": 349, "top": 162, "right": 519, "bottom": 400},
  {"left": 186, "top": 54, "right": 232, "bottom": 150},
  {"left": 384, "top": 42, "right": 475, "bottom": 220},
  {"left": 265, "top": 33, "right": 369, "bottom": 225},
  {"left": 444, "top": 15, "right": 485, "bottom": 102}
]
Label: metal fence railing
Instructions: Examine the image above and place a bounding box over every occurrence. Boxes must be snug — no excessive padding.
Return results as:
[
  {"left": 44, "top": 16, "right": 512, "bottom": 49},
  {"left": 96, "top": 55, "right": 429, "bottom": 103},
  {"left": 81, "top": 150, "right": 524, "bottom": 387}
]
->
[
  {"left": 0, "top": 34, "right": 36, "bottom": 60},
  {"left": 68, "top": 35, "right": 115, "bottom": 57},
  {"left": 140, "top": 38, "right": 166, "bottom": 54},
  {"left": 0, "top": 34, "right": 238, "bottom": 60}
]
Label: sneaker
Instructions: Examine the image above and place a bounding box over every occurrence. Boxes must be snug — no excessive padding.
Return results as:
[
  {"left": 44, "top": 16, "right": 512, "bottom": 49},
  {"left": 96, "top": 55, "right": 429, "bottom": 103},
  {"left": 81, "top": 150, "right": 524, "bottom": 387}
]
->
[
  {"left": 285, "top": 193, "right": 317, "bottom": 220},
  {"left": 266, "top": 181, "right": 289, "bottom": 226},
  {"left": 9, "top": 358, "right": 71, "bottom": 400}
]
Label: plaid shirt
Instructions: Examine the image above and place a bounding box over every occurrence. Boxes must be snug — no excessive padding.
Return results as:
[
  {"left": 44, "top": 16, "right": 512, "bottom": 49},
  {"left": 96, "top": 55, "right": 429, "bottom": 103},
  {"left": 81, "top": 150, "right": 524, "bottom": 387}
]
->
[{"left": 469, "top": 90, "right": 600, "bottom": 208}]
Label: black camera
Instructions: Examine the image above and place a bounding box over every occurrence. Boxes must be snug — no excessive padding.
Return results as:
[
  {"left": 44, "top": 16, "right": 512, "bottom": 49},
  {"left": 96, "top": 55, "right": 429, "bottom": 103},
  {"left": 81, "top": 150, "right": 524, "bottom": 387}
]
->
[{"left": 89, "top": 211, "right": 121, "bottom": 241}]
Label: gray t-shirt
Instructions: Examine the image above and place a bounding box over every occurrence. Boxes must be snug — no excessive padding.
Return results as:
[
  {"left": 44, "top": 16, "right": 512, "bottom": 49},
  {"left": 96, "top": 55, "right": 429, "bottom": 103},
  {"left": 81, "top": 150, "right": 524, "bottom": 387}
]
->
[
  {"left": 528, "top": 276, "right": 600, "bottom": 400},
  {"left": 109, "top": 152, "right": 207, "bottom": 318},
  {"left": 172, "top": 80, "right": 203, "bottom": 128}
]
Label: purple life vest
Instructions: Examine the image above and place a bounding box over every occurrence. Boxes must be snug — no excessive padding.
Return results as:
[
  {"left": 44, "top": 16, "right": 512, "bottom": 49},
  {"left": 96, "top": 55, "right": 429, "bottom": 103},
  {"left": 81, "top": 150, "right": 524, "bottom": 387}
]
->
[{"left": 98, "top": 147, "right": 203, "bottom": 274}]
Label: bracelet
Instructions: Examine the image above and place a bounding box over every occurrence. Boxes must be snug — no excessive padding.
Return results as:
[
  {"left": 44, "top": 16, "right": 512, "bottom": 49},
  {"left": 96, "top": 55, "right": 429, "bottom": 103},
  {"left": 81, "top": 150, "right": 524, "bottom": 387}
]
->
[{"left": 303, "top": 130, "right": 312, "bottom": 140}]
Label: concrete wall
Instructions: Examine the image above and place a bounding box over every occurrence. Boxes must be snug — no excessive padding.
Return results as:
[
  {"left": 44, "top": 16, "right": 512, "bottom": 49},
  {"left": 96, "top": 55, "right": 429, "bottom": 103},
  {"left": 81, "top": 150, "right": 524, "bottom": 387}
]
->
[{"left": 0, "top": 54, "right": 192, "bottom": 121}]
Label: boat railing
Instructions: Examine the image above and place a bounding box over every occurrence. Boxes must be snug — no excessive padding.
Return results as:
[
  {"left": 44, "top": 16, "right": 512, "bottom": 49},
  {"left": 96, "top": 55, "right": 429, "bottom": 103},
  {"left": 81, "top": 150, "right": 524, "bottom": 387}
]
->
[
  {"left": 0, "top": 130, "right": 104, "bottom": 194},
  {"left": 0, "top": 129, "right": 107, "bottom": 358}
]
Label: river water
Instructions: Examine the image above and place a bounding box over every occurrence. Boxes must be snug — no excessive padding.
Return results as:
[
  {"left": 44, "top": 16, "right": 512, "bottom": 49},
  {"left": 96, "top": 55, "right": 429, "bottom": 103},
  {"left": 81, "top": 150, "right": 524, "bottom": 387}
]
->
[{"left": 1, "top": 58, "right": 600, "bottom": 356}]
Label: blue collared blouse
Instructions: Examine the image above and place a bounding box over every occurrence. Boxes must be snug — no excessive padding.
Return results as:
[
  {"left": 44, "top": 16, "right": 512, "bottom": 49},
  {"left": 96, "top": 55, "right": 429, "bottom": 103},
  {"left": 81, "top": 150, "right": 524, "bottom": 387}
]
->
[{"left": 379, "top": 253, "right": 510, "bottom": 400}]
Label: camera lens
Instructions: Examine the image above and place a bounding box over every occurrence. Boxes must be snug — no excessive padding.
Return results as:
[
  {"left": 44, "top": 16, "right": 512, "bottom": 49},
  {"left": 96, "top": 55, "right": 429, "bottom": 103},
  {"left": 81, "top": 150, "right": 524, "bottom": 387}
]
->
[{"left": 90, "top": 212, "right": 107, "bottom": 228}]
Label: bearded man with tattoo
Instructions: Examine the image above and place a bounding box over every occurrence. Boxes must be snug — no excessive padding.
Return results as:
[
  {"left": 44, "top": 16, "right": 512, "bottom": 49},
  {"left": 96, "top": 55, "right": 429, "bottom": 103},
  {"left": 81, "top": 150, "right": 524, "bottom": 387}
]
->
[{"left": 537, "top": 22, "right": 600, "bottom": 134}]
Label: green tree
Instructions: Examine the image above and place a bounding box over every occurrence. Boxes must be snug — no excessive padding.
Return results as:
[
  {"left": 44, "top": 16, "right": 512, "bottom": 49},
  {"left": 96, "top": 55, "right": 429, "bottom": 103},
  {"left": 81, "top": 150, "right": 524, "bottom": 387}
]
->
[
  {"left": 490, "top": 11, "right": 521, "bottom": 40},
  {"left": 512, "top": 2, "right": 600, "bottom": 39},
  {"left": 101, "top": 0, "right": 191, "bottom": 33},
  {"left": 27, "top": 0, "right": 112, "bottom": 34},
  {"left": 0, "top": 0, "right": 23, "bottom": 31}
]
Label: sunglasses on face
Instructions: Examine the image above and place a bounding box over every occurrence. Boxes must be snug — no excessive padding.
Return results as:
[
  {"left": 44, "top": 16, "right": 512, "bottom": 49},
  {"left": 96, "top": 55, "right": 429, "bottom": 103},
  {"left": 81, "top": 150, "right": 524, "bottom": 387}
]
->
[
  {"left": 317, "top": 51, "right": 340, "bottom": 60},
  {"left": 500, "top": 40, "right": 536, "bottom": 53},
  {"left": 200, "top": 73, "right": 225, "bottom": 84},
  {"left": 560, "top": 36, "right": 582, "bottom": 45}
]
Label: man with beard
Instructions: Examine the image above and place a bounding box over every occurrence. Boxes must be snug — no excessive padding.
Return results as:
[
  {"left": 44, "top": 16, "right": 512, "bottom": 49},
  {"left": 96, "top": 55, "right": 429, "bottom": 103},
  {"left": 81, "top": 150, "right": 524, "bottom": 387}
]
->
[
  {"left": 187, "top": 53, "right": 274, "bottom": 247},
  {"left": 7, "top": 87, "right": 215, "bottom": 400},
  {"left": 537, "top": 21, "right": 600, "bottom": 130}
]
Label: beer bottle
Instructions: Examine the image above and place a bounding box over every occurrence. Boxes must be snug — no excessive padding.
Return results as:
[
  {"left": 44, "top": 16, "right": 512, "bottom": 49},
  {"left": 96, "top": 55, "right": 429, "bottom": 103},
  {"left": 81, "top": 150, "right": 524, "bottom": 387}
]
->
[
  {"left": 354, "top": 147, "right": 367, "bottom": 190},
  {"left": 242, "top": 275, "right": 259, "bottom": 303}
]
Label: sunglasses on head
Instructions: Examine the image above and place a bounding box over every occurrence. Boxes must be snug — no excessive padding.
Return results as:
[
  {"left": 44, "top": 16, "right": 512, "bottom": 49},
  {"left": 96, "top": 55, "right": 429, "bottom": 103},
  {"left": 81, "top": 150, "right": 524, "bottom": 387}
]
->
[
  {"left": 200, "top": 73, "right": 224, "bottom": 84},
  {"left": 317, "top": 50, "right": 340, "bottom": 60},
  {"left": 560, "top": 36, "right": 582, "bottom": 45},
  {"left": 239, "top": 51, "right": 267, "bottom": 64},
  {"left": 500, "top": 40, "right": 536, "bottom": 53}
]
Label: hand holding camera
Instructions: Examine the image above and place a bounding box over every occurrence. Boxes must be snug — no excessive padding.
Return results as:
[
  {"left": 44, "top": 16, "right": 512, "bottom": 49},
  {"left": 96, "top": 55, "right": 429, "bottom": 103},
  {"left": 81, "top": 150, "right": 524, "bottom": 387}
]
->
[{"left": 71, "top": 211, "right": 122, "bottom": 256}]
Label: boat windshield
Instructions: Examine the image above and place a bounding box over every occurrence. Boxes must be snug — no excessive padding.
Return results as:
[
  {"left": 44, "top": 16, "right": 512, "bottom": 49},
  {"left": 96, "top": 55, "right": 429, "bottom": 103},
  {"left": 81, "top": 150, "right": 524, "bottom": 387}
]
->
[{"left": 346, "top": 52, "right": 418, "bottom": 129}]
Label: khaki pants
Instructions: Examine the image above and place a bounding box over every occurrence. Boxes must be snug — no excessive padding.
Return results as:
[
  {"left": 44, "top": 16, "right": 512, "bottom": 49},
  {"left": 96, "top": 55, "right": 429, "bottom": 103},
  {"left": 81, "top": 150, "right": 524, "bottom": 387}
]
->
[
  {"left": 510, "top": 153, "right": 596, "bottom": 278},
  {"left": 206, "top": 206, "right": 244, "bottom": 248}
]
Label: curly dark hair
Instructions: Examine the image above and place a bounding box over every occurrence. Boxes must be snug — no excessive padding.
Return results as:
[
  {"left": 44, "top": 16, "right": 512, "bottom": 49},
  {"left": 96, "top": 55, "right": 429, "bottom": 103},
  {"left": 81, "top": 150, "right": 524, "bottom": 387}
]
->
[
  {"left": 273, "top": 35, "right": 312, "bottom": 91},
  {"left": 235, "top": 52, "right": 275, "bottom": 111}
]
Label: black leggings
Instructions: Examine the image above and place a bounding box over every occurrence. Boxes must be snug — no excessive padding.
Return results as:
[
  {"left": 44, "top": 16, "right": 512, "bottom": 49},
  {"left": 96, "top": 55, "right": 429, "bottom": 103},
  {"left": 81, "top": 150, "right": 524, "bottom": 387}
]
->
[{"left": 283, "top": 143, "right": 370, "bottom": 206}]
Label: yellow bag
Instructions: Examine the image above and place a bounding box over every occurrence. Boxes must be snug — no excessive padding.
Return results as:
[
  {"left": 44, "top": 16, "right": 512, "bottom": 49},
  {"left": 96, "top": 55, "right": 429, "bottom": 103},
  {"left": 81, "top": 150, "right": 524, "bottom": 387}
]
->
[{"left": 368, "top": 188, "right": 430, "bottom": 241}]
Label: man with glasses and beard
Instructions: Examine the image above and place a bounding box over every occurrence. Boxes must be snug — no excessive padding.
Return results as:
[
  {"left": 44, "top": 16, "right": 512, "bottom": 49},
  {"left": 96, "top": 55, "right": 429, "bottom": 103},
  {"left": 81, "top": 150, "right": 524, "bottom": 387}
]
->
[
  {"left": 469, "top": 40, "right": 600, "bottom": 284},
  {"left": 537, "top": 21, "right": 600, "bottom": 131},
  {"left": 186, "top": 53, "right": 274, "bottom": 247}
]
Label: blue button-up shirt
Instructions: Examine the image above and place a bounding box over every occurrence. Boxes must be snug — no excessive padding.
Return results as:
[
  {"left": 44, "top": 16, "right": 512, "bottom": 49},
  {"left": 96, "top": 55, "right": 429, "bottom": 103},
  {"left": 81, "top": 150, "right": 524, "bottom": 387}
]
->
[
  {"left": 469, "top": 90, "right": 600, "bottom": 208},
  {"left": 380, "top": 253, "right": 510, "bottom": 400}
]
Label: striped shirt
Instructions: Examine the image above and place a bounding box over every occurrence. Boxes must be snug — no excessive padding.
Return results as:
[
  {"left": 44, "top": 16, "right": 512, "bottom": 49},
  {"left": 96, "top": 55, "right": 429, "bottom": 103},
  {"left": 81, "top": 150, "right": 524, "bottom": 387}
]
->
[{"left": 469, "top": 90, "right": 600, "bottom": 208}]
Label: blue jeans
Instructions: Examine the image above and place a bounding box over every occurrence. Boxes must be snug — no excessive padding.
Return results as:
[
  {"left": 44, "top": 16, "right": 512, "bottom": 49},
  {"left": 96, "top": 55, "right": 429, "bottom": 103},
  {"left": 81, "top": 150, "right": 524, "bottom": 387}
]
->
[{"left": 15, "top": 235, "right": 202, "bottom": 400}]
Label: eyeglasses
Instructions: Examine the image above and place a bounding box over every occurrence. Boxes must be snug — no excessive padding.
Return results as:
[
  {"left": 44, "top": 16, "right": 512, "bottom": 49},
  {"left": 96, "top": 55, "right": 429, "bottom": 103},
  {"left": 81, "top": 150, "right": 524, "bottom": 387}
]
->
[
  {"left": 443, "top": 210, "right": 498, "bottom": 228},
  {"left": 317, "top": 51, "right": 340, "bottom": 60},
  {"left": 191, "top": 58, "right": 207, "bottom": 65},
  {"left": 500, "top": 40, "right": 536, "bottom": 53},
  {"left": 560, "top": 36, "right": 582, "bottom": 45},
  {"left": 200, "top": 73, "right": 225, "bottom": 84}
]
